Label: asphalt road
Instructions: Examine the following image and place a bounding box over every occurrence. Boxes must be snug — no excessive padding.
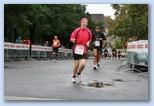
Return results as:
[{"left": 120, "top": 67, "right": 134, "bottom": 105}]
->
[{"left": 4, "top": 58, "right": 149, "bottom": 101}]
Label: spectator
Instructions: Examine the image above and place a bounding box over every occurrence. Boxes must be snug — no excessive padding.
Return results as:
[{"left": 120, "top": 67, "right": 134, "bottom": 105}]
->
[
  {"left": 107, "top": 46, "right": 112, "bottom": 60},
  {"left": 44, "top": 41, "right": 49, "bottom": 46},
  {"left": 15, "top": 36, "right": 22, "bottom": 43},
  {"left": 23, "top": 38, "right": 31, "bottom": 45},
  {"left": 112, "top": 48, "right": 117, "bottom": 60},
  {"left": 104, "top": 48, "right": 108, "bottom": 59}
]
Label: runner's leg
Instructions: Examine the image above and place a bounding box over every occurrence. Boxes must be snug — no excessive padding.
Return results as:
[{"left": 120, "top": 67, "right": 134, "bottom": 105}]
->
[
  {"left": 55, "top": 48, "right": 59, "bottom": 60},
  {"left": 76, "top": 59, "right": 86, "bottom": 82},
  {"left": 97, "top": 50, "right": 101, "bottom": 66},
  {"left": 73, "top": 60, "right": 79, "bottom": 77},
  {"left": 53, "top": 52, "right": 56, "bottom": 60},
  {"left": 93, "top": 48, "right": 98, "bottom": 69},
  {"left": 77, "top": 59, "right": 86, "bottom": 74}
]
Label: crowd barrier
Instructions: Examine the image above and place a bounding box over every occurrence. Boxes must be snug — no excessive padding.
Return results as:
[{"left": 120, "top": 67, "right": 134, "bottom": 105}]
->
[
  {"left": 4, "top": 42, "right": 126, "bottom": 61},
  {"left": 4, "top": 42, "right": 73, "bottom": 61},
  {"left": 127, "top": 40, "right": 148, "bottom": 67},
  {"left": 127, "top": 40, "right": 148, "bottom": 72}
]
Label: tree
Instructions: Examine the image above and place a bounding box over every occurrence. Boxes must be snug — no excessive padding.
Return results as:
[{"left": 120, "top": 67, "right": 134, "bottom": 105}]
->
[
  {"left": 4, "top": 4, "right": 95, "bottom": 48},
  {"left": 109, "top": 4, "right": 148, "bottom": 44}
]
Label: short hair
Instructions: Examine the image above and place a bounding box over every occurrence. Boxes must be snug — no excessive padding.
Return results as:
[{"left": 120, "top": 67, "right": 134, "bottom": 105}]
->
[{"left": 95, "top": 26, "right": 101, "bottom": 29}]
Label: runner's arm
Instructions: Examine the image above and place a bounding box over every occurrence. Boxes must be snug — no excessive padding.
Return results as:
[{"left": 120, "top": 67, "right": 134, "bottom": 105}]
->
[
  {"left": 70, "top": 28, "right": 79, "bottom": 43},
  {"left": 102, "top": 32, "right": 106, "bottom": 40},
  {"left": 101, "top": 33, "right": 106, "bottom": 48},
  {"left": 86, "top": 29, "right": 92, "bottom": 47},
  {"left": 51, "top": 40, "right": 54, "bottom": 47},
  {"left": 57, "top": 40, "right": 61, "bottom": 47}
]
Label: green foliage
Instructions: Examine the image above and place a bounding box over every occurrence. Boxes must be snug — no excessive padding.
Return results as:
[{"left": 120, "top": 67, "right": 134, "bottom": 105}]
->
[
  {"left": 115, "top": 39, "right": 123, "bottom": 49},
  {"left": 110, "top": 4, "right": 148, "bottom": 41},
  {"left": 4, "top": 4, "right": 95, "bottom": 48}
]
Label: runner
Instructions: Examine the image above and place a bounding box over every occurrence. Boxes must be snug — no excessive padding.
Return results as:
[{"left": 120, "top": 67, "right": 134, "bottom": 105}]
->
[
  {"left": 92, "top": 26, "right": 106, "bottom": 70},
  {"left": 112, "top": 48, "right": 117, "bottom": 60},
  {"left": 51, "top": 35, "right": 61, "bottom": 61},
  {"left": 104, "top": 48, "right": 108, "bottom": 59},
  {"left": 117, "top": 50, "right": 121, "bottom": 59},
  {"left": 70, "top": 18, "right": 92, "bottom": 83},
  {"left": 107, "top": 46, "right": 112, "bottom": 60}
]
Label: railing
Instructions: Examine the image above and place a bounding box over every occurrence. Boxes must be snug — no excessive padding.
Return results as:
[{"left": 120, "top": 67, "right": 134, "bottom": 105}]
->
[
  {"left": 5, "top": 42, "right": 127, "bottom": 61},
  {"left": 4, "top": 42, "right": 73, "bottom": 61},
  {"left": 127, "top": 40, "right": 148, "bottom": 67}
]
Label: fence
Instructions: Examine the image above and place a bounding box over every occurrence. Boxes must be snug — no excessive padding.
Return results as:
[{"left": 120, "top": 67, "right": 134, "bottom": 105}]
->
[
  {"left": 127, "top": 40, "right": 148, "bottom": 67},
  {"left": 126, "top": 40, "right": 148, "bottom": 72},
  {"left": 5, "top": 42, "right": 127, "bottom": 61},
  {"left": 4, "top": 42, "right": 73, "bottom": 61}
]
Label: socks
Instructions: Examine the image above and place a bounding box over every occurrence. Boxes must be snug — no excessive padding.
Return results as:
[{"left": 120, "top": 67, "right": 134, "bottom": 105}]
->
[
  {"left": 72, "top": 72, "right": 81, "bottom": 78},
  {"left": 77, "top": 72, "right": 80, "bottom": 75},
  {"left": 72, "top": 75, "right": 76, "bottom": 78}
]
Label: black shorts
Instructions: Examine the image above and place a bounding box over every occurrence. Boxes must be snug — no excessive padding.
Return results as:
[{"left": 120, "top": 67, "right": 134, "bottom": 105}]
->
[
  {"left": 94, "top": 46, "right": 102, "bottom": 54},
  {"left": 73, "top": 53, "right": 87, "bottom": 60},
  {"left": 53, "top": 48, "right": 58, "bottom": 53},
  {"left": 104, "top": 53, "right": 108, "bottom": 57}
]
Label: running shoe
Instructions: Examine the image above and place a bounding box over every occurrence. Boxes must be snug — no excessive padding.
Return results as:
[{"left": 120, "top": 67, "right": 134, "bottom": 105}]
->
[
  {"left": 93, "top": 66, "right": 98, "bottom": 70},
  {"left": 76, "top": 74, "right": 81, "bottom": 83},
  {"left": 72, "top": 77, "right": 76, "bottom": 83}
]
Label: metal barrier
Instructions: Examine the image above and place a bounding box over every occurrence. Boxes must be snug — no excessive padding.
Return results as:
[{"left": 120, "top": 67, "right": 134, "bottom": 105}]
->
[
  {"left": 31, "top": 45, "right": 52, "bottom": 59},
  {"left": 4, "top": 42, "right": 30, "bottom": 60},
  {"left": 4, "top": 42, "right": 73, "bottom": 61},
  {"left": 4, "top": 42, "right": 97, "bottom": 61},
  {"left": 127, "top": 40, "right": 148, "bottom": 66},
  {"left": 127, "top": 40, "right": 148, "bottom": 72},
  {"left": 4, "top": 42, "right": 128, "bottom": 61}
]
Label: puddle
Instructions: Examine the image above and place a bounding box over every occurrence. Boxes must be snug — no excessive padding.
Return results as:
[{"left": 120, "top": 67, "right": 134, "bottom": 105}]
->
[
  {"left": 113, "top": 78, "right": 142, "bottom": 82},
  {"left": 77, "top": 80, "right": 114, "bottom": 88},
  {"left": 113, "top": 78, "right": 127, "bottom": 82},
  {"left": 73, "top": 78, "right": 142, "bottom": 88}
]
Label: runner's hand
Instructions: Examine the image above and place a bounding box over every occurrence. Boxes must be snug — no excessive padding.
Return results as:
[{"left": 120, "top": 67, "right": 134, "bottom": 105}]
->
[
  {"left": 71, "top": 39, "right": 75, "bottom": 43},
  {"left": 52, "top": 45, "right": 58, "bottom": 48},
  {"left": 86, "top": 41, "right": 90, "bottom": 47}
]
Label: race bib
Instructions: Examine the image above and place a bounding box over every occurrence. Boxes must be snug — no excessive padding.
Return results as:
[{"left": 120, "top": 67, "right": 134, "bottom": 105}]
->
[
  {"left": 74, "top": 45, "right": 85, "bottom": 55},
  {"left": 95, "top": 41, "right": 100, "bottom": 46}
]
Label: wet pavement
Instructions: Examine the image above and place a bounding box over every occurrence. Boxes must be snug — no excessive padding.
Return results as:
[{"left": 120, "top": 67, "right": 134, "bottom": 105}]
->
[{"left": 4, "top": 58, "right": 149, "bottom": 101}]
